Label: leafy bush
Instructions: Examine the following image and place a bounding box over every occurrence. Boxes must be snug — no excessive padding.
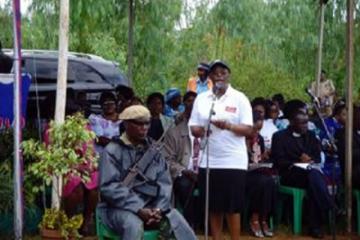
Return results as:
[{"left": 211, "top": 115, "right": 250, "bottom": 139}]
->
[
  {"left": 22, "top": 113, "right": 97, "bottom": 195},
  {"left": 22, "top": 113, "right": 97, "bottom": 239},
  {"left": 0, "top": 126, "right": 40, "bottom": 213},
  {"left": 40, "top": 208, "right": 83, "bottom": 240}
]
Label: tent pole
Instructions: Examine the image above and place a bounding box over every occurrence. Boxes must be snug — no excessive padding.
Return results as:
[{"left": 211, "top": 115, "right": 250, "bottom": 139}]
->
[
  {"left": 345, "top": 0, "right": 354, "bottom": 234},
  {"left": 52, "top": 0, "right": 70, "bottom": 209},
  {"left": 12, "top": 0, "right": 23, "bottom": 239}
]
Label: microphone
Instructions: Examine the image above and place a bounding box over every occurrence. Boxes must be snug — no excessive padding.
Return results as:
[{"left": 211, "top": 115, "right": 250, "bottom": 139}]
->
[
  {"left": 305, "top": 88, "right": 320, "bottom": 105},
  {"left": 213, "top": 82, "right": 225, "bottom": 97}
]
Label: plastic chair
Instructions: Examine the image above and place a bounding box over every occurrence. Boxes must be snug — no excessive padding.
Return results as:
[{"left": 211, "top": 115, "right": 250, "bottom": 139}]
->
[
  {"left": 176, "top": 188, "right": 200, "bottom": 214},
  {"left": 354, "top": 189, "right": 360, "bottom": 236},
  {"left": 96, "top": 208, "right": 159, "bottom": 240},
  {"left": 278, "top": 185, "right": 306, "bottom": 235}
]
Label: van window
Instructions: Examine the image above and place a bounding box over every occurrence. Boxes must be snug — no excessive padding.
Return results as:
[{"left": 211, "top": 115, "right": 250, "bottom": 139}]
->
[
  {"left": 24, "top": 58, "right": 104, "bottom": 84},
  {"left": 69, "top": 61, "right": 104, "bottom": 83}
]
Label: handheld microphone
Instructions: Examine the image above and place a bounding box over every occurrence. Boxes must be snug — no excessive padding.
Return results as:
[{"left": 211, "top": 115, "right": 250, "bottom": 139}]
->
[{"left": 213, "top": 82, "right": 225, "bottom": 97}]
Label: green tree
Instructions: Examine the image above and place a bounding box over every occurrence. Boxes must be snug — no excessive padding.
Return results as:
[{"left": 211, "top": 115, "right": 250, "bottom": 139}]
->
[{"left": 1, "top": 0, "right": 360, "bottom": 100}]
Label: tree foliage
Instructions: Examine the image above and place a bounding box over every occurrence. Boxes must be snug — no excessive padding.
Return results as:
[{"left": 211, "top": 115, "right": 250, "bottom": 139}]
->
[{"left": 1, "top": 0, "right": 359, "bottom": 100}]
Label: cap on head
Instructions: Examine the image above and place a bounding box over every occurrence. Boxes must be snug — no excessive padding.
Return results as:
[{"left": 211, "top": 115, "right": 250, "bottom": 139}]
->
[
  {"left": 197, "top": 62, "right": 210, "bottom": 71},
  {"left": 209, "top": 59, "right": 231, "bottom": 73},
  {"left": 118, "top": 105, "right": 151, "bottom": 121},
  {"left": 165, "top": 88, "right": 181, "bottom": 103}
]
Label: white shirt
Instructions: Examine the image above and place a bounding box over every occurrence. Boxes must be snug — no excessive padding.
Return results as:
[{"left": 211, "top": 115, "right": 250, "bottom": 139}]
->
[
  {"left": 88, "top": 113, "right": 121, "bottom": 153},
  {"left": 260, "top": 119, "right": 279, "bottom": 150},
  {"left": 189, "top": 85, "right": 253, "bottom": 170}
]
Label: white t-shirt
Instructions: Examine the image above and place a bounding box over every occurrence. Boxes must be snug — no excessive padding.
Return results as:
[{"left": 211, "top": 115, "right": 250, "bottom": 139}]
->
[
  {"left": 188, "top": 85, "right": 253, "bottom": 170},
  {"left": 260, "top": 119, "right": 278, "bottom": 150}
]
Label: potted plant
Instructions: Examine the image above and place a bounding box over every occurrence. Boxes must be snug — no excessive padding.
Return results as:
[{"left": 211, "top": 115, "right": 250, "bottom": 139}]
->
[
  {"left": 39, "top": 208, "right": 83, "bottom": 240},
  {"left": 22, "top": 113, "right": 97, "bottom": 240}
]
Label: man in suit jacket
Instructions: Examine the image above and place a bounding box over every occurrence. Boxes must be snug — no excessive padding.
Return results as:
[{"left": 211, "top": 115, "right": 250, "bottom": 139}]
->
[{"left": 272, "top": 110, "right": 335, "bottom": 239}]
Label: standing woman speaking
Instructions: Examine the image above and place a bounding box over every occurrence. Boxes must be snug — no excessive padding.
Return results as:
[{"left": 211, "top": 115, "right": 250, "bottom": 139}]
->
[{"left": 189, "top": 60, "right": 253, "bottom": 240}]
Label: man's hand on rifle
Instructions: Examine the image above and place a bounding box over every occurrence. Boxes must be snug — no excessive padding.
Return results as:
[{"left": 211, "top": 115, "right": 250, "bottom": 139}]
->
[{"left": 137, "top": 208, "right": 162, "bottom": 225}]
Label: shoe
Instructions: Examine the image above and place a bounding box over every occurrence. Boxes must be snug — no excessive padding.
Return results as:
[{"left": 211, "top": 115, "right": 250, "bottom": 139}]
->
[
  {"left": 309, "top": 228, "right": 324, "bottom": 239},
  {"left": 250, "top": 221, "right": 264, "bottom": 238},
  {"left": 261, "top": 221, "right": 274, "bottom": 237}
]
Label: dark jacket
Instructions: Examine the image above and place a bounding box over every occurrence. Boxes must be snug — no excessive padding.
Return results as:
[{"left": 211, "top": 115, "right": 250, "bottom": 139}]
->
[
  {"left": 98, "top": 138, "right": 172, "bottom": 213},
  {"left": 98, "top": 137, "right": 197, "bottom": 240},
  {"left": 271, "top": 128, "right": 321, "bottom": 175}
]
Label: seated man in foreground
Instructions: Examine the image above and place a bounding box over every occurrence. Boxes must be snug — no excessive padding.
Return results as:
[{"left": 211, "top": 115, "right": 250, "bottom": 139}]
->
[
  {"left": 271, "top": 110, "right": 335, "bottom": 239},
  {"left": 98, "top": 105, "right": 196, "bottom": 240}
]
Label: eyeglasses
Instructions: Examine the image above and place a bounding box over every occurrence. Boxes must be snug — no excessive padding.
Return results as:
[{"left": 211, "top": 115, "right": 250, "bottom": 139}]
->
[{"left": 128, "top": 120, "right": 151, "bottom": 126}]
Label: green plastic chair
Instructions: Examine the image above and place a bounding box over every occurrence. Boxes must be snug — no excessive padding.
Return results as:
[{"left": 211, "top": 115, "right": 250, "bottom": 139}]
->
[
  {"left": 354, "top": 189, "right": 360, "bottom": 236},
  {"left": 96, "top": 208, "right": 159, "bottom": 240},
  {"left": 176, "top": 188, "right": 199, "bottom": 214},
  {"left": 278, "top": 185, "right": 306, "bottom": 235}
]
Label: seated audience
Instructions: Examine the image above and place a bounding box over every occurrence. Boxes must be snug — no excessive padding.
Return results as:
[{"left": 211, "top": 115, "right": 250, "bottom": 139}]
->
[
  {"left": 163, "top": 91, "right": 198, "bottom": 226},
  {"left": 164, "top": 88, "right": 185, "bottom": 118},
  {"left": 317, "top": 101, "right": 347, "bottom": 187},
  {"left": 251, "top": 97, "right": 266, "bottom": 119},
  {"left": 320, "top": 101, "right": 346, "bottom": 141},
  {"left": 88, "top": 92, "right": 121, "bottom": 153},
  {"left": 265, "top": 99, "right": 280, "bottom": 125},
  {"left": 98, "top": 105, "right": 197, "bottom": 240},
  {"left": 48, "top": 105, "right": 97, "bottom": 235},
  {"left": 272, "top": 93, "right": 285, "bottom": 117},
  {"left": 272, "top": 110, "right": 336, "bottom": 238},
  {"left": 246, "top": 111, "right": 277, "bottom": 238},
  {"left": 252, "top": 98, "right": 278, "bottom": 151},
  {"left": 335, "top": 106, "right": 360, "bottom": 188},
  {"left": 116, "top": 85, "right": 135, "bottom": 113},
  {"left": 146, "top": 92, "right": 173, "bottom": 141},
  {"left": 276, "top": 99, "right": 319, "bottom": 136}
]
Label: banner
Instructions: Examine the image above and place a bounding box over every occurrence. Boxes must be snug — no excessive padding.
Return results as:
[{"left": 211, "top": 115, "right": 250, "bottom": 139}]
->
[{"left": 0, "top": 73, "right": 31, "bottom": 129}]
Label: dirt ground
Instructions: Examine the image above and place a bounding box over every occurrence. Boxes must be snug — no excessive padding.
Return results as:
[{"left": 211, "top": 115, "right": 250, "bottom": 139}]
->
[
  {"left": 17, "top": 223, "right": 360, "bottom": 239},
  {"left": 82, "top": 233, "right": 360, "bottom": 239},
  {"left": 21, "top": 232, "right": 360, "bottom": 240}
]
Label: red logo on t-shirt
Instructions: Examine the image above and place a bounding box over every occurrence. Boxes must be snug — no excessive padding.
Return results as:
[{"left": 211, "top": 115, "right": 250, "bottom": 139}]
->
[{"left": 225, "top": 106, "right": 237, "bottom": 113}]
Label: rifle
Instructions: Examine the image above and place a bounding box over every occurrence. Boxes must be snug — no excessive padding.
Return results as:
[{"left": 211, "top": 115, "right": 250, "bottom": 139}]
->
[
  {"left": 122, "top": 141, "right": 164, "bottom": 187},
  {"left": 121, "top": 126, "right": 170, "bottom": 197}
]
